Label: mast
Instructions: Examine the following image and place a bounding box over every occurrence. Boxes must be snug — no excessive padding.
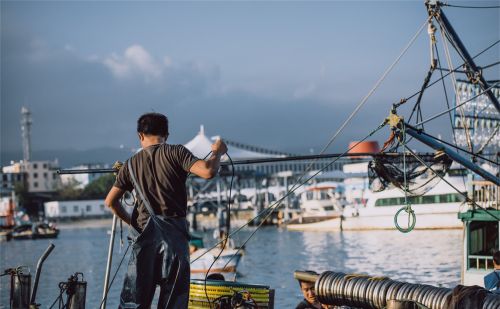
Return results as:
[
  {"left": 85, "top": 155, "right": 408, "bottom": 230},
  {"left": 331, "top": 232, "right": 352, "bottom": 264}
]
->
[{"left": 426, "top": 0, "right": 500, "bottom": 113}]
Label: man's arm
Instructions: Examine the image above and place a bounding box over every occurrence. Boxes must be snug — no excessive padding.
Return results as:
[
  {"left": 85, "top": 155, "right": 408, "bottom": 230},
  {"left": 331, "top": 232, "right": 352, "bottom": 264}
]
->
[
  {"left": 189, "top": 138, "right": 228, "bottom": 179},
  {"left": 104, "top": 186, "right": 131, "bottom": 225}
]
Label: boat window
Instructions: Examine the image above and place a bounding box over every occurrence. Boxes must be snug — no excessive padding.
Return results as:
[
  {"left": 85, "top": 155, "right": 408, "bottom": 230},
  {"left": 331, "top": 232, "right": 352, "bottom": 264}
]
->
[
  {"left": 61, "top": 206, "right": 67, "bottom": 213},
  {"left": 320, "top": 192, "right": 329, "bottom": 200},
  {"left": 306, "top": 192, "right": 314, "bottom": 200},
  {"left": 86, "top": 205, "right": 92, "bottom": 212},
  {"left": 324, "top": 206, "right": 335, "bottom": 211},
  {"left": 468, "top": 221, "right": 499, "bottom": 270},
  {"left": 375, "top": 193, "right": 464, "bottom": 207},
  {"left": 73, "top": 205, "right": 79, "bottom": 212}
]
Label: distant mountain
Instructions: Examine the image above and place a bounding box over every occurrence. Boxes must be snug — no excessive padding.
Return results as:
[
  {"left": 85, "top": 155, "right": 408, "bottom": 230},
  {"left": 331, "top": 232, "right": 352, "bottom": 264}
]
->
[{"left": 1, "top": 147, "right": 135, "bottom": 168}]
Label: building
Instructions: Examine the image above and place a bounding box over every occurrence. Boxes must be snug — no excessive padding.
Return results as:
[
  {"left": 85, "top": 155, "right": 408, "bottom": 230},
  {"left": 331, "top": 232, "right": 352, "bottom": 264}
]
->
[
  {"left": 44, "top": 199, "right": 112, "bottom": 219},
  {"left": 2, "top": 160, "right": 60, "bottom": 193}
]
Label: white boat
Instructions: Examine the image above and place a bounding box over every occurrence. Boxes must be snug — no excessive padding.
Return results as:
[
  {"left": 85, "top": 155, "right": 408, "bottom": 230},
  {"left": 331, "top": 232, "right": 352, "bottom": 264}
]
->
[
  {"left": 287, "top": 182, "right": 343, "bottom": 225},
  {"left": 287, "top": 175, "right": 467, "bottom": 231},
  {"left": 190, "top": 239, "right": 243, "bottom": 281}
]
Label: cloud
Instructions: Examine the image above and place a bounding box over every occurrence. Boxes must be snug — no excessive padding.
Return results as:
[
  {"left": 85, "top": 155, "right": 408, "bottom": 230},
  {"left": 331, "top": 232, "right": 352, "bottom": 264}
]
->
[{"left": 103, "top": 45, "right": 165, "bottom": 81}]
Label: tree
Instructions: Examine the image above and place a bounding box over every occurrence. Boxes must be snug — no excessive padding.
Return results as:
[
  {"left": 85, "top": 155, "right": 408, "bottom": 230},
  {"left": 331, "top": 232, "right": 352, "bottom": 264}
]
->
[
  {"left": 56, "top": 178, "right": 83, "bottom": 201},
  {"left": 81, "top": 174, "right": 116, "bottom": 199}
]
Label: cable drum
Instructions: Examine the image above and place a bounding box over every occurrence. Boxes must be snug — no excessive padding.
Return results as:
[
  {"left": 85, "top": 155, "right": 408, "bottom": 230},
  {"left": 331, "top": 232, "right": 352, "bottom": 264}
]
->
[
  {"left": 314, "top": 271, "right": 465, "bottom": 309},
  {"left": 483, "top": 293, "right": 500, "bottom": 309}
]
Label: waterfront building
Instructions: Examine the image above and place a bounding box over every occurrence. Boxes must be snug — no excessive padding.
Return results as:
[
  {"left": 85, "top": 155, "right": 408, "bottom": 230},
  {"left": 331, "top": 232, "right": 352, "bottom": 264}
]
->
[
  {"left": 44, "top": 199, "right": 112, "bottom": 219},
  {"left": 2, "top": 160, "right": 60, "bottom": 193}
]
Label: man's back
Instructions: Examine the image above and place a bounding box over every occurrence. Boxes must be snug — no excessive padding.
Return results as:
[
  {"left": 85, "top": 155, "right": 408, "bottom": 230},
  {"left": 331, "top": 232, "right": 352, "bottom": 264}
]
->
[{"left": 114, "top": 144, "right": 198, "bottom": 230}]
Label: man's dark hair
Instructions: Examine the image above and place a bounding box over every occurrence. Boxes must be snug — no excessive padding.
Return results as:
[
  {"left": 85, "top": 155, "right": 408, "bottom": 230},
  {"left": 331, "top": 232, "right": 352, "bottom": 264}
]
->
[
  {"left": 494, "top": 251, "right": 500, "bottom": 265},
  {"left": 137, "top": 113, "right": 169, "bottom": 137}
]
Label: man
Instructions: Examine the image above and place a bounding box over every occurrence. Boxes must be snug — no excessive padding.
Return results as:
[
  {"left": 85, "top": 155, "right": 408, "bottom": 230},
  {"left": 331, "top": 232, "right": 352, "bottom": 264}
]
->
[
  {"left": 484, "top": 251, "right": 500, "bottom": 294},
  {"left": 105, "top": 112, "right": 227, "bottom": 308},
  {"left": 296, "top": 272, "right": 332, "bottom": 309}
]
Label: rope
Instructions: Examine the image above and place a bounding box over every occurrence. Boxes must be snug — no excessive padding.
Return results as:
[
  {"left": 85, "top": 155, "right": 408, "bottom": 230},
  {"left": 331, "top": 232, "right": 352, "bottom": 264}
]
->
[
  {"left": 401, "top": 144, "right": 500, "bottom": 222},
  {"left": 477, "top": 124, "right": 500, "bottom": 155},
  {"left": 216, "top": 121, "right": 388, "bottom": 270},
  {"left": 284, "top": 17, "right": 429, "bottom": 197},
  {"left": 204, "top": 153, "right": 235, "bottom": 309},
  {"left": 394, "top": 123, "right": 416, "bottom": 233},
  {"left": 438, "top": 21, "right": 474, "bottom": 151},
  {"left": 404, "top": 126, "right": 499, "bottom": 166},
  {"left": 416, "top": 81, "right": 500, "bottom": 126},
  {"left": 393, "top": 39, "right": 500, "bottom": 109},
  {"left": 97, "top": 243, "right": 131, "bottom": 309}
]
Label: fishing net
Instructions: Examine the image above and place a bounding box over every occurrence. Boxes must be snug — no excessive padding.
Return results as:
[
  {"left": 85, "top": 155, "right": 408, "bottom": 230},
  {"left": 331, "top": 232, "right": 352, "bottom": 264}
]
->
[{"left": 368, "top": 152, "right": 453, "bottom": 196}]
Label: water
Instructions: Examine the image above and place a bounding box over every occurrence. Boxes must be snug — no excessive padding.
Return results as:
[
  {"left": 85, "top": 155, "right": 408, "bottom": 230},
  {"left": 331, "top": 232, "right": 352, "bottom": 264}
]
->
[{"left": 0, "top": 224, "right": 462, "bottom": 308}]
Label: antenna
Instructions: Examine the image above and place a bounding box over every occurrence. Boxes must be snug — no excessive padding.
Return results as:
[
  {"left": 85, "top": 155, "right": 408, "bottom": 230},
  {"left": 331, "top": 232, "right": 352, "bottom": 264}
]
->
[{"left": 20, "top": 107, "right": 32, "bottom": 162}]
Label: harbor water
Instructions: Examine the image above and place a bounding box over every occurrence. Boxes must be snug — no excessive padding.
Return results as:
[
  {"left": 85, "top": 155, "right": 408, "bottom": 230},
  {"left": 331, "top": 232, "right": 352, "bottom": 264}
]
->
[{"left": 0, "top": 223, "right": 462, "bottom": 308}]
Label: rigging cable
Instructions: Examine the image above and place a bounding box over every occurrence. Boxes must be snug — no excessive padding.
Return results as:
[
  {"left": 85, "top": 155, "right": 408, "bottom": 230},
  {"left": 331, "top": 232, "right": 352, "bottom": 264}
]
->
[
  {"left": 438, "top": 20, "right": 474, "bottom": 151},
  {"left": 219, "top": 121, "right": 389, "bottom": 269},
  {"left": 415, "top": 81, "right": 500, "bottom": 126},
  {"left": 191, "top": 121, "right": 387, "bottom": 265},
  {"left": 401, "top": 143, "right": 500, "bottom": 222},
  {"left": 203, "top": 153, "right": 235, "bottom": 308},
  {"left": 405, "top": 126, "right": 499, "bottom": 166},
  {"left": 393, "top": 39, "right": 500, "bottom": 108},
  {"left": 442, "top": 3, "right": 500, "bottom": 9},
  {"left": 285, "top": 17, "right": 430, "bottom": 196},
  {"left": 477, "top": 124, "right": 500, "bottom": 155}
]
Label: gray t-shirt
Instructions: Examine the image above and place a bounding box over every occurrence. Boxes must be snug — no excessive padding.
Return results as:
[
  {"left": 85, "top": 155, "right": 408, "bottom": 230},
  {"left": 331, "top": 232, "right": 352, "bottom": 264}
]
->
[{"left": 114, "top": 144, "right": 199, "bottom": 230}]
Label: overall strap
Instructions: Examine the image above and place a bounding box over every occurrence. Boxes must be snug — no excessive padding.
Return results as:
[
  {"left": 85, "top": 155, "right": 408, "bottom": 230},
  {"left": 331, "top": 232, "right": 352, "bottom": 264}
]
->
[
  {"left": 494, "top": 271, "right": 500, "bottom": 289},
  {"left": 128, "top": 159, "right": 157, "bottom": 218}
]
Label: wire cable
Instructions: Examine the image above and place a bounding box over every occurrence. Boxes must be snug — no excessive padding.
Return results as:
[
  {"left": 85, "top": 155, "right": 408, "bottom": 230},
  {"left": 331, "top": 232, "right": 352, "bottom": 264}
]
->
[
  {"left": 218, "top": 122, "right": 388, "bottom": 269},
  {"left": 402, "top": 143, "right": 500, "bottom": 221},
  {"left": 405, "top": 125, "right": 499, "bottom": 165},
  {"left": 416, "top": 81, "right": 500, "bottom": 126},
  {"left": 203, "top": 153, "right": 235, "bottom": 308},
  {"left": 97, "top": 244, "right": 131, "bottom": 309},
  {"left": 393, "top": 39, "right": 500, "bottom": 108},
  {"left": 285, "top": 17, "right": 429, "bottom": 197},
  {"left": 191, "top": 121, "right": 387, "bottom": 265},
  {"left": 442, "top": 3, "right": 500, "bottom": 9}
]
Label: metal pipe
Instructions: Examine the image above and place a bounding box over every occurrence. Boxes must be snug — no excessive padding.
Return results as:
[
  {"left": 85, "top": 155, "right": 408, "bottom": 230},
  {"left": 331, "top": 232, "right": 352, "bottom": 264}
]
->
[
  {"left": 430, "top": 1, "right": 500, "bottom": 112},
  {"left": 101, "top": 215, "right": 117, "bottom": 309},
  {"left": 404, "top": 124, "right": 499, "bottom": 185},
  {"left": 58, "top": 153, "right": 410, "bottom": 175},
  {"left": 30, "top": 243, "right": 55, "bottom": 305}
]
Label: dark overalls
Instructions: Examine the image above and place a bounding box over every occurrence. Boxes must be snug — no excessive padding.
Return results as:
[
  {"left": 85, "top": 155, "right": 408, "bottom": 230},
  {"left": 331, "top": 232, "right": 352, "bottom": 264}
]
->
[{"left": 119, "top": 161, "right": 190, "bottom": 309}]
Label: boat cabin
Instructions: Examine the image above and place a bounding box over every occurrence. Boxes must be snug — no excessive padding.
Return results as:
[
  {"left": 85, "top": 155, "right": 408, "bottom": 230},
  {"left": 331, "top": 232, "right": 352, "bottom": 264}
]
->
[{"left": 459, "top": 180, "right": 499, "bottom": 286}]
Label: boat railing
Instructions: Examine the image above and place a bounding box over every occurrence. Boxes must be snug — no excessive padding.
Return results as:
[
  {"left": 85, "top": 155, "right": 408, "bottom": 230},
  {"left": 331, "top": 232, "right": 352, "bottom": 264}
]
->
[
  {"left": 472, "top": 181, "right": 499, "bottom": 210},
  {"left": 469, "top": 254, "right": 494, "bottom": 270}
]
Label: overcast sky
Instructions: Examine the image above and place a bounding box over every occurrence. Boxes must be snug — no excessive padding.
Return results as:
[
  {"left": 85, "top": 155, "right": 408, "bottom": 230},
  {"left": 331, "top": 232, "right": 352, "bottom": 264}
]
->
[{"left": 1, "top": 1, "right": 499, "bottom": 160}]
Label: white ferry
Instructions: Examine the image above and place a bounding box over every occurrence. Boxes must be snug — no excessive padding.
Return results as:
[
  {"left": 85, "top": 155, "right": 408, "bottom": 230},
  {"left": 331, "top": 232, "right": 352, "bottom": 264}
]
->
[{"left": 287, "top": 175, "right": 467, "bottom": 231}]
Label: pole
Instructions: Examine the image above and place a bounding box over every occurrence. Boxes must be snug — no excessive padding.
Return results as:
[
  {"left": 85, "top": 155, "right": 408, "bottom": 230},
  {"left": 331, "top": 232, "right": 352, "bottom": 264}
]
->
[
  {"left": 31, "top": 244, "right": 55, "bottom": 305},
  {"left": 101, "top": 215, "right": 117, "bottom": 309},
  {"left": 404, "top": 123, "right": 499, "bottom": 185},
  {"left": 430, "top": 1, "right": 500, "bottom": 112},
  {"left": 57, "top": 153, "right": 407, "bottom": 175}
]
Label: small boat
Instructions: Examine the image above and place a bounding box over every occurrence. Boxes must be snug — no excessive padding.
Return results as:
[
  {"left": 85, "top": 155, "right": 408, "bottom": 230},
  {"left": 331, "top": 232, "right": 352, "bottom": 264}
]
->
[
  {"left": 11, "top": 222, "right": 59, "bottom": 240},
  {"left": 189, "top": 233, "right": 243, "bottom": 281}
]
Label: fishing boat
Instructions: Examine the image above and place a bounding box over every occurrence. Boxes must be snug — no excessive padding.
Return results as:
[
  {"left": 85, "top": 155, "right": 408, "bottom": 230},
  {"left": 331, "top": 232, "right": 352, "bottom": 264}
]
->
[{"left": 11, "top": 222, "right": 59, "bottom": 240}]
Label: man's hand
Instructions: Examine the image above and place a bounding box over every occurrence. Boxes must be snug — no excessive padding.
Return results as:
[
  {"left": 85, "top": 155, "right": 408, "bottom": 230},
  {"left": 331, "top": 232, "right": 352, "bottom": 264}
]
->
[{"left": 211, "top": 138, "right": 227, "bottom": 156}]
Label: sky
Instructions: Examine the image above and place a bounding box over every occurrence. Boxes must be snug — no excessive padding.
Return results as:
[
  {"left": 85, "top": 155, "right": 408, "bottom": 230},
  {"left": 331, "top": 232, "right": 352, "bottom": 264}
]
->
[{"left": 1, "top": 1, "right": 499, "bottom": 165}]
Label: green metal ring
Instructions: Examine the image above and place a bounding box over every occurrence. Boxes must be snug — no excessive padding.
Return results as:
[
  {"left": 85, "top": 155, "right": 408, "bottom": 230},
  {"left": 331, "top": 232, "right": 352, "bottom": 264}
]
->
[{"left": 394, "top": 206, "right": 416, "bottom": 233}]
